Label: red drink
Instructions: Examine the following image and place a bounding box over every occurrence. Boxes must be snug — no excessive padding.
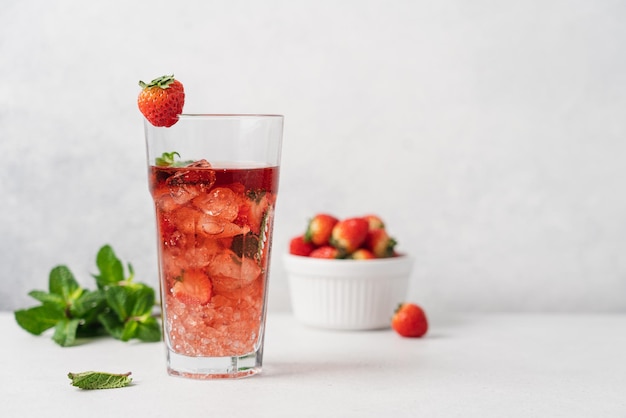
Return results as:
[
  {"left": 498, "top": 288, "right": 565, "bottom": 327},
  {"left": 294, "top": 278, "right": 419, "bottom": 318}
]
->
[{"left": 150, "top": 160, "right": 279, "bottom": 358}]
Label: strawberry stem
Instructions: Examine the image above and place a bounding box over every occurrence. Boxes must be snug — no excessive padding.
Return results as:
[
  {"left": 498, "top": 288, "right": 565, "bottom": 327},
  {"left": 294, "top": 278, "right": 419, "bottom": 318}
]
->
[{"left": 138, "top": 74, "right": 177, "bottom": 89}]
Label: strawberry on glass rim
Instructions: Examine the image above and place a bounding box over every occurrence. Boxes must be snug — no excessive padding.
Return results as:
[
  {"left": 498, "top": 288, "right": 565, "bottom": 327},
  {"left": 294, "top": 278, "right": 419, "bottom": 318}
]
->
[{"left": 137, "top": 74, "right": 185, "bottom": 127}]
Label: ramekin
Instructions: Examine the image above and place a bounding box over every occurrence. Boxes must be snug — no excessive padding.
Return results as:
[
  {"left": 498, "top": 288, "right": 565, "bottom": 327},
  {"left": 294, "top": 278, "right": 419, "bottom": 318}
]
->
[{"left": 283, "top": 254, "right": 414, "bottom": 330}]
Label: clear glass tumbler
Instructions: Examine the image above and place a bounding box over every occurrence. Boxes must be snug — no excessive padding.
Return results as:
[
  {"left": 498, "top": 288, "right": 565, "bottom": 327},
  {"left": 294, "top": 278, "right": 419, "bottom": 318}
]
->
[{"left": 144, "top": 114, "right": 283, "bottom": 378}]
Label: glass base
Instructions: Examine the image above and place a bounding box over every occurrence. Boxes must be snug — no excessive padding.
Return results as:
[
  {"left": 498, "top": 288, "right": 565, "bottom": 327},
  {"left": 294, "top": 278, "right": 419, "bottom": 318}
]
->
[{"left": 167, "top": 348, "right": 263, "bottom": 379}]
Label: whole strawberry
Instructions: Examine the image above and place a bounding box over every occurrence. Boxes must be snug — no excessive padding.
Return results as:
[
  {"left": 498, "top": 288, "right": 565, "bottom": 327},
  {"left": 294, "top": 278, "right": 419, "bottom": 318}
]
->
[
  {"left": 366, "top": 228, "right": 397, "bottom": 258},
  {"left": 363, "top": 214, "right": 385, "bottom": 230},
  {"left": 138, "top": 74, "right": 185, "bottom": 127},
  {"left": 349, "top": 248, "right": 376, "bottom": 260},
  {"left": 289, "top": 235, "right": 316, "bottom": 257},
  {"left": 305, "top": 213, "right": 339, "bottom": 246},
  {"left": 330, "top": 217, "right": 369, "bottom": 254},
  {"left": 309, "top": 245, "right": 342, "bottom": 259},
  {"left": 392, "top": 303, "right": 428, "bottom": 338}
]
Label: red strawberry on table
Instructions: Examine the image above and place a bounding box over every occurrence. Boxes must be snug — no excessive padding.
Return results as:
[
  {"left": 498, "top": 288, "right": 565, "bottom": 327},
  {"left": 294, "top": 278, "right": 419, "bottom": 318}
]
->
[
  {"left": 330, "top": 217, "right": 369, "bottom": 254},
  {"left": 172, "top": 269, "right": 213, "bottom": 305},
  {"left": 289, "top": 235, "right": 316, "bottom": 256},
  {"left": 309, "top": 245, "right": 342, "bottom": 259},
  {"left": 366, "top": 228, "right": 397, "bottom": 258},
  {"left": 138, "top": 74, "right": 185, "bottom": 127},
  {"left": 304, "top": 214, "right": 339, "bottom": 246},
  {"left": 392, "top": 303, "right": 428, "bottom": 338}
]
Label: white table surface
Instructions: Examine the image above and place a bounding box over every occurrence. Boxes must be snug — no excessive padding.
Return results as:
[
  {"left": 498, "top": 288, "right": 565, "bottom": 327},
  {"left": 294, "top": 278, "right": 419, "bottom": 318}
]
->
[{"left": 1, "top": 311, "right": 625, "bottom": 417}]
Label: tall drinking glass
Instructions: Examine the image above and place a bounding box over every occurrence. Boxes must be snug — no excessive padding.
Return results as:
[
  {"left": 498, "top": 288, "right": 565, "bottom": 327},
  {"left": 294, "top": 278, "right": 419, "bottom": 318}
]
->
[{"left": 144, "top": 114, "right": 283, "bottom": 379}]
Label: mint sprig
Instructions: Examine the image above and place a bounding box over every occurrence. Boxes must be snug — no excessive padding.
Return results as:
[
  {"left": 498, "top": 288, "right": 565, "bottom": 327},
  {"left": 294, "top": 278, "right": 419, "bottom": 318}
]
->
[
  {"left": 14, "top": 245, "right": 161, "bottom": 347},
  {"left": 155, "top": 151, "right": 192, "bottom": 167}
]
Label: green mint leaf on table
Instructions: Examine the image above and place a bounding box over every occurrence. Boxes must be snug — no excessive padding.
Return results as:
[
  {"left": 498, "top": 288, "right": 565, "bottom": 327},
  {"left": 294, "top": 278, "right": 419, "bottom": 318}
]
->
[
  {"left": 13, "top": 245, "right": 161, "bottom": 346},
  {"left": 155, "top": 151, "right": 192, "bottom": 167},
  {"left": 68, "top": 371, "right": 132, "bottom": 390}
]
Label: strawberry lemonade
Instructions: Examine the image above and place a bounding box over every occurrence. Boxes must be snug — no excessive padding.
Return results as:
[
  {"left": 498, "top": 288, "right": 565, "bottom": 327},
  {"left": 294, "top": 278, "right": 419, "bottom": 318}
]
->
[
  {"left": 140, "top": 84, "right": 284, "bottom": 378},
  {"left": 150, "top": 159, "right": 279, "bottom": 377},
  {"left": 150, "top": 161, "right": 278, "bottom": 350}
]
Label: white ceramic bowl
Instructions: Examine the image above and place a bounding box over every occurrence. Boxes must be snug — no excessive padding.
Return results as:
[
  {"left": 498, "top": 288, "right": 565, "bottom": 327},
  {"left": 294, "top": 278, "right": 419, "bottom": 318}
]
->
[{"left": 283, "top": 254, "right": 414, "bottom": 330}]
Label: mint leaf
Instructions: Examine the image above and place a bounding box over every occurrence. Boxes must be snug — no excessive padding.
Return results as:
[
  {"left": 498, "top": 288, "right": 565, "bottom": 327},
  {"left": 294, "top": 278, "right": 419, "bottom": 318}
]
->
[
  {"left": 106, "top": 284, "right": 155, "bottom": 320},
  {"left": 93, "top": 245, "right": 125, "bottom": 289},
  {"left": 120, "top": 320, "right": 139, "bottom": 341},
  {"left": 14, "top": 244, "right": 161, "bottom": 346},
  {"left": 129, "top": 284, "right": 156, "bottom": 317},
  {"left": 27, "top": 290, "right": 65, "bottom": 306},
  {"left": 104, "top": 286, "right": 131, "bottom": 321},
  {"left": 14, "top": 305, "right": 65, "bottom": 335},
  {"left": 97, "top": 311, "right": 124, "bottom": 340},
  {"left": 53, "top": 318, "right": 80, "bottom": 347},
  {"left": 102, "top": 284, "right": 157, "bottom": 342},
  {"left": 68, "top": 371, "right": 132, "bottom": 390},
  {"left": 155, "top": 151, "right": 192, "bottom": 167},
  {"left": 71, "top": 289, "right": 107, "bottom": 325},
  {"left": 49, "top": 265, "right": 82, "bottom": 303},
  {"left": 155, "top": 151, "right": 180, "bottom": 166},
  {"left": 135, "top": 316, "right": 162, "bottom": 342}
]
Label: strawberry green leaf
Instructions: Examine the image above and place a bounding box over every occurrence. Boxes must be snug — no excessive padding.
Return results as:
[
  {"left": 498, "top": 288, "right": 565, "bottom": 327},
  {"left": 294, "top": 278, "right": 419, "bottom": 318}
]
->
[
  {"left": 68, "top": 371, "right": 132, "bottom": 390},
  {"left": 139, "top": 74, "right": 176, "bottom": 89}
]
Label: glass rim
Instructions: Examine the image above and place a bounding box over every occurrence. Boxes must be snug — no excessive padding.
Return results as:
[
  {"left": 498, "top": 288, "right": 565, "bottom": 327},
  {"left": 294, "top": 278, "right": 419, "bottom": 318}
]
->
[{"left": 176, "top": 113, "right": 284, "bottom": 119}]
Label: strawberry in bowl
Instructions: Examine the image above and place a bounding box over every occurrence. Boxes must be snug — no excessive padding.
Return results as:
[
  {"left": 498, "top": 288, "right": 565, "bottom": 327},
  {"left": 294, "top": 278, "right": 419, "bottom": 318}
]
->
[
  {"left": 284, "top": 214, "right": 413, "bottom": 330},
  {"left": 290, "top": 213, "right": 400, "bottom": 259}
]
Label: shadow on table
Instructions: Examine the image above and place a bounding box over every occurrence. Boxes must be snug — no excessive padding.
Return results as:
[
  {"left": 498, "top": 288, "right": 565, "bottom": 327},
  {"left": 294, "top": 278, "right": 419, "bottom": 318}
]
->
[{"left": 260, "top": 359, "right": 384, "bottom": 379}]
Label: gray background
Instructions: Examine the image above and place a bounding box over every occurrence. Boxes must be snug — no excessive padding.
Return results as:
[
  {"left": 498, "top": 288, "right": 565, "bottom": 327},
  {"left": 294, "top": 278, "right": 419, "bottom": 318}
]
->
[{"left": 1, "top": 0, "right": 625, "bottom": 313}]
